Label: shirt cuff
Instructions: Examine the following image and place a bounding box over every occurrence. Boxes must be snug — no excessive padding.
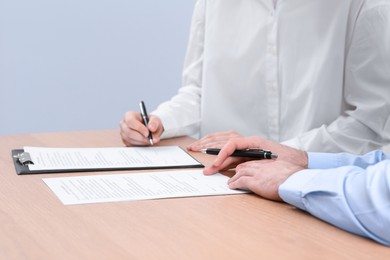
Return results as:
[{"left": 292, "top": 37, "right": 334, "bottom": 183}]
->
[
  {"left": 307, "top": 152, "right": 344, "bottom": 169},
  {"left": 279, "top": 169, "right": 317, "bottom": 211}
]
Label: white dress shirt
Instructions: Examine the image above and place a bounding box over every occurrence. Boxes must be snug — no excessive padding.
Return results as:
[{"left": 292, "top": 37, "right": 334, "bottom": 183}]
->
[
  {"left": 279, "top": 150, "right": 390, "bottom": 246},
  {"left": 152, "top": 0, "right": 390, "bottom": 153}
]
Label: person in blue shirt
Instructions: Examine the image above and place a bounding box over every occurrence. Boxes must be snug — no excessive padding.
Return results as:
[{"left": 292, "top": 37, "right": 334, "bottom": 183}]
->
[{"left": 201, "top": 136, "right": 390, "bottom": 246}]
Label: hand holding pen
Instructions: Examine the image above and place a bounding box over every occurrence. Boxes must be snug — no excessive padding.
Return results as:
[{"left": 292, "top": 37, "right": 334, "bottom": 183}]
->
[
  {"left": 201, "top": 147, "right": 277, "bottom": 175},
  {"left": 139, "top": 101, "right": 154, "bottom": 145},
  {"left": 201, "top": 147, "right": 277, "bottom": 176},
  {"left": 203, "top": 135, "right": 308, "bottom": 176},
  {"left": 119, "top": 102, "right": 164, "bottom": 146}
]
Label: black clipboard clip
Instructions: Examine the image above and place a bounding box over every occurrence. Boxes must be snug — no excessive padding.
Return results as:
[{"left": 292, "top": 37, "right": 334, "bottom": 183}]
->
[{"left": 13, "top": 152, "right": 34, "bottom": 165}]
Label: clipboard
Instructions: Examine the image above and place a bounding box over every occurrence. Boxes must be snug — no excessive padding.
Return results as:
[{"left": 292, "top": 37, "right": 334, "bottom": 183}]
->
[
  {"left": 12, "top": 147, "right": 204, "bottom": 175},
  {"left": 12, "top": 149, "right": 35, "bottom": 175}
]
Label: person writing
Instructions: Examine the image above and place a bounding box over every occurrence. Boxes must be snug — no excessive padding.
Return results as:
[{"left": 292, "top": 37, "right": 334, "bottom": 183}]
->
[
  {"left": 120, "top": 0, "right": 390, "bottom": 153},
  {"left": 203, "top": 135, "right": 390, "bottom": 246}
]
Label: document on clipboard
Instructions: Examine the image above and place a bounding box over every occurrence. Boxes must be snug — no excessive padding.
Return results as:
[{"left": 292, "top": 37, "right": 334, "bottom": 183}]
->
[{"left": 12, "top": 146, "right": 203, "bottom": 175}]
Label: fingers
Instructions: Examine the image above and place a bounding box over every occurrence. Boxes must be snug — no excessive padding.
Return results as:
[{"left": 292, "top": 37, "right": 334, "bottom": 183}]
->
[
  {"left": 227, "top": 160, "right": 303, "bottom": 201},
  {"left": 202, "top": 139, "right": 250, "bottom": 175},
  {"left": 227, "top": 161, "right": 259, "bottom": 184},
  {"left": 227, "top": 176, "right": 252, "bottom": 190},
  {"left": 225, "top": 136, "right": 270, "bottom": 151},
  {"left": 227, "top": 166, "right": 279, "bottom": 200},
  {"left": 227, "top": 164, "right": 261, "bottom": 193},
  {"left": 148, "top": 116, "right": 164, "bottom": 143},
  {"left": 127, "top": 111, "right": 150, "bottom": 136},
  {"left": 203, "top": 157, "right": 242, "bottom": 175},
  {"left": 202, "top": 136, "right": 268, "bottom": 175},
  {"left": 206, "top": 136, "right": 265, "bottom": 170},
  {"left": 228, "top": 174, "right": 281, "bottom": 201},
  {"left": 120, "top": 119, "right": 150, "bottom": 146},
  {"left": 187, "top": 131, "right": 240, "bottom": 151},
  {"left": 212, "top": 141, "right": 241, "bottom": 167},
  {"left": 119, "top": 111, "right": 163, "bottom": 146},
  {"left": 211, "top": 136, "right": 308, "bottom": 169}
]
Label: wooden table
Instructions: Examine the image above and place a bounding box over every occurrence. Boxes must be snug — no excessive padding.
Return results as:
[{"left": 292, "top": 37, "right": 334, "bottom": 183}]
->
[{"left": 0, "top": 129, "right": 389, "bottom": 259}]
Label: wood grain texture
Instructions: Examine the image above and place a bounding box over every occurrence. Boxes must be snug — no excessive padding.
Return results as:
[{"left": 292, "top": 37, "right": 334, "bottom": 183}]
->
[{"left": 0, "top": 130, "right": 389, "bottom": 259}]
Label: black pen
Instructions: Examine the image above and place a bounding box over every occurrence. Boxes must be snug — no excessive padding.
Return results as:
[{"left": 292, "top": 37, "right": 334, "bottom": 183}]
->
[
  {"left": 139, "top": 101, "right": 154, "bottom": 145},
  {"left": 200, "top": 148, "right": 278, "bottom": 159}
]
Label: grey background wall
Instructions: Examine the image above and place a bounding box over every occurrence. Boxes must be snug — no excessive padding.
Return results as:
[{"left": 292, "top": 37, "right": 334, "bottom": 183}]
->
[{"left": 0, "top": 0, "right": 196, "bottom": 135}]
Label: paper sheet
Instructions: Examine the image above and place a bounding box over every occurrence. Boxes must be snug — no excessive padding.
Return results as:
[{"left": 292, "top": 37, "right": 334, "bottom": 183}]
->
[
  {"left": 43, "top": 170, "right": 248, "bottom": 205},
  {"left": 24, "top": 146, "right": 202, "bottom": 171}
]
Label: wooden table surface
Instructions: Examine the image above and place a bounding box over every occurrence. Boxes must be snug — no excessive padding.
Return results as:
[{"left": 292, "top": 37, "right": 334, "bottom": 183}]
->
[{"left": 0, "top": 129, "right": 389, "bottom": 259}]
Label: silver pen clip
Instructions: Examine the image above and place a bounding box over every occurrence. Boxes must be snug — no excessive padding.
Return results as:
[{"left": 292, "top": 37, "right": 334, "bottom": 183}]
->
[{"left": 245, "top": 148, "right": 270, "bottom": 152}]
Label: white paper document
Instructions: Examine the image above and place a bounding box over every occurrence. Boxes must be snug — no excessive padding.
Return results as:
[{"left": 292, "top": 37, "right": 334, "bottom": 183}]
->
[
  {"left": 24, "top": 146, "right": 202, "bottom": 172},
  {"left": 43, "top": 170, "right": 248, "bottom": 205}
]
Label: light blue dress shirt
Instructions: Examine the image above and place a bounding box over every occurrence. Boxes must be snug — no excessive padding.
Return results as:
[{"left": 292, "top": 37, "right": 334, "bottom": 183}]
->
[{"left": 279, "top": 150, "right": 390, "bottom": 246}]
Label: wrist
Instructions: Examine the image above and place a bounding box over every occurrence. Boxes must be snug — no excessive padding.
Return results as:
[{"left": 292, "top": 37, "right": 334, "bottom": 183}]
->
[{"left": 299, "top": 151, "right": 308, "bottom": 169}]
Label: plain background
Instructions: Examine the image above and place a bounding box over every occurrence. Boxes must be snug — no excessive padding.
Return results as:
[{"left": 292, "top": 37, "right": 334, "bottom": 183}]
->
[{"left": 0, "top": 0, "right": 196, "bottom": 135}]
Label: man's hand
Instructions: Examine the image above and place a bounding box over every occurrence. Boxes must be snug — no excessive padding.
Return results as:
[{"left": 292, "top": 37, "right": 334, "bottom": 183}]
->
[
  {"left": 203, "top": 136, "right": 308, "bottom": 200},
  {"left": 119, "top": 111, "right": 164, "bottom": 146},
  {"left": 204, "top": 136, "right": 307, "bottom": 175},
  {"left": 228, "top": 160, "right": 305, "bottom": 201}
]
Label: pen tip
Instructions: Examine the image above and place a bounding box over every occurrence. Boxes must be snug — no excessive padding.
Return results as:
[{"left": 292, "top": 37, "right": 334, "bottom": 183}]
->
[
  {"left": 271, "top": 154, "right": 278, "bottom": 159},
  {"left": 149, "top": 139, "right": 154, "bottom": 145}
]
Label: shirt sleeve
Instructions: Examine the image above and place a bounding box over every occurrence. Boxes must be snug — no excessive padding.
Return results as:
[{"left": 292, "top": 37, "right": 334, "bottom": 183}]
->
[
  {"left": 308, "top": 150, "right": 390, "bottom": 169},
  {"left": 279, "top": 156, "right": 390, "bottom": 246},
  {"left": 151, "top": 0, "right": 205, "bottom": 139},
  {"left": 282, "top": 4, "right": 390, "bottom": 153}
]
